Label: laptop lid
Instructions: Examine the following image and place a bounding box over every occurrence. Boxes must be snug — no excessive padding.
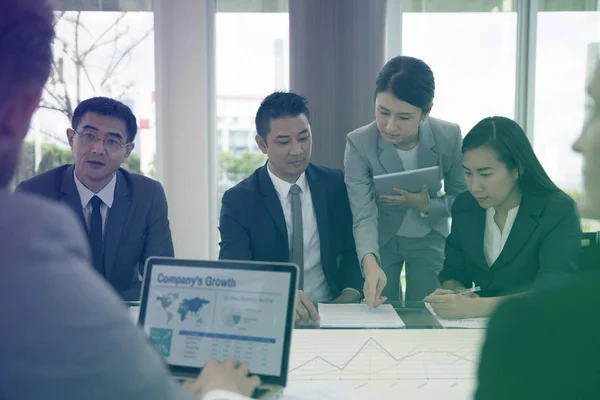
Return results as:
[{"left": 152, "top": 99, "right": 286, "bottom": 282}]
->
[{"left": 138, "top": 257, "right": 298, "bottom": 387}]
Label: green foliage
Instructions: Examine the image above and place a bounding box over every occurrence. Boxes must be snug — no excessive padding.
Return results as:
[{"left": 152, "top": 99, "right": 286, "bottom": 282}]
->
[
  {"left": 218, "top": 150, "right": 266, "bottom": 182},
  {"left": 37, "top": 144, "right": 73, "bottom": 174},
  {"left": 14, "top": 142, "right": 36, "bottom": 185},
  {"left": 566, "top": 190, "right": 583, "bottom": 203},
  {"left": 217, "top": 150, "right": 267, "bottom": 216},
  {"left": 123, "top": 153, "right": 141, "bottom": 174}
]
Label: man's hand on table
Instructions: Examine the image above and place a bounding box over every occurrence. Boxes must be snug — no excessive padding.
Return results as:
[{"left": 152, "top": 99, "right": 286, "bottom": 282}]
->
[
  {"left": 295, "top": 290, "right": 320, "bottom": 327},
  {"left": 185, "top": 358, "right": 260, "bottom": 399}
]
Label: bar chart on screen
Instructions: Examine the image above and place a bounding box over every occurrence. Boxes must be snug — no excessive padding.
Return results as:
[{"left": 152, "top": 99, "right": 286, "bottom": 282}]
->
[{"left": 286, "top": 329, "right": 486, "bottom": 400}]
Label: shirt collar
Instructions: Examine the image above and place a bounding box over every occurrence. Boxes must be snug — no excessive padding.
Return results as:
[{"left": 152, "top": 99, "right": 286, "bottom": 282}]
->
[
  {"left": 73, "top": 171, "right": 117, "bottom": 209},
  {"left": 266, "top": 162, "right": 308, "bottom": 200},
  {"left": 486, "top": 205, "right": 520, "bottom": 221},
  {"left": 396, "top": 143, "right": 419, "bottom": 153}
]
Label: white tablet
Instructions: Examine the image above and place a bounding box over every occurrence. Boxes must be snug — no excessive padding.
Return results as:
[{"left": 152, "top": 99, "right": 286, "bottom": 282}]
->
[{"left": 373, "top": 166, "right": 441, "bottom": 197}]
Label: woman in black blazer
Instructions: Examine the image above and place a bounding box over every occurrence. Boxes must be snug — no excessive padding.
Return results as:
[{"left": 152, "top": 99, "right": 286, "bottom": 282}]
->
[{"left": 425, "top": 116, "right": 581, "bottom": 318}]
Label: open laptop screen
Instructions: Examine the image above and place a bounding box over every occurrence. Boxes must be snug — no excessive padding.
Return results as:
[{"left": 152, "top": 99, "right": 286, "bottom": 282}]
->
[{"left": 138, "top": 258, "right": 297, "bottom": 384}]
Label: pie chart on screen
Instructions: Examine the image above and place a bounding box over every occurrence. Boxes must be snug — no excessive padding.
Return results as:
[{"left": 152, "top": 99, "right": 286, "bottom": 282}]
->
[{"left": 222, "top": 304, "right": 242, "bottom": 327}]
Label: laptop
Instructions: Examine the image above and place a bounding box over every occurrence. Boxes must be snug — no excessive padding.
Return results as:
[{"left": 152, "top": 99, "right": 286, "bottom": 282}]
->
[{"left": 138, "top": 257, "right": 298, "bottom": 399}]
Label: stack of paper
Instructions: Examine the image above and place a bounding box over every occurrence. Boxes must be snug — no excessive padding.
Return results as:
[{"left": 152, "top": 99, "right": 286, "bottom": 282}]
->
[
  {"left": 317, "top": 303, "right": 405, "bottom": 329},
  {"left": 425, "top": 303, "right": 488, "bottom": 329}
]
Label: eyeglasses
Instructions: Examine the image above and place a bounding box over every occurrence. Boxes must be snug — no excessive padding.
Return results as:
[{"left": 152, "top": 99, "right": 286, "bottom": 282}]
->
[{"left": 72, "top": 129, "right": 131, "bottom": 152}]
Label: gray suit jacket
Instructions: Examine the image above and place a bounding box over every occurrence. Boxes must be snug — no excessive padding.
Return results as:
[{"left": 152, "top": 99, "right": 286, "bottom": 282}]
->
[
  {"left": 344, "top": 118, "right": 467, "bottom": 264},
  {"left": 0, "top": 189, "right": 192, "bottom": 400},
  {"left": 16, "top": 165, "right": 174, "bottom": 301}
]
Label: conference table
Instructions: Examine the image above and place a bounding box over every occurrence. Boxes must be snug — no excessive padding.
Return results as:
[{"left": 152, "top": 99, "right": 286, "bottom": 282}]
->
[
  {"left": 128, "top": 300, "right": 466, "bottom": 329},
  {"left": 289, "top": 300, "right": 485, "bottom": 399},
  {"left": 127, "top": 300, "right": 484, "bottom": 399}
]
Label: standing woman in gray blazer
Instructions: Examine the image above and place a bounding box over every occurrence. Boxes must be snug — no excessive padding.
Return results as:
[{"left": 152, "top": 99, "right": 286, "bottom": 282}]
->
[{"left": 344, "top": 56, "right": 467, "bottom": 303}]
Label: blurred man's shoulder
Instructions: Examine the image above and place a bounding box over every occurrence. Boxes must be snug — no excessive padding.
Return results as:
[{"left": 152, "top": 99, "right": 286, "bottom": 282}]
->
[
  {"left": 502, "top": 275, "right": 600, "bottom": 317},
  {"left": 1, "top": 188, "right": 73, "bottom": 221},
  {"left": 487, "top": 275, "right": 600, "bottom": 344},
  {"left": 0, "top": 189, "right": 87, "bottom": 254}
]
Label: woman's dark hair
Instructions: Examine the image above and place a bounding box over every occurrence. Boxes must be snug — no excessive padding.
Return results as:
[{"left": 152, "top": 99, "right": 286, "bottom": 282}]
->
[
  {"left": 374, "top": 56, "right": 435, "bottom": 111},
  {"left": 462, "top": 116, "right": 560, "bottom": 194}
]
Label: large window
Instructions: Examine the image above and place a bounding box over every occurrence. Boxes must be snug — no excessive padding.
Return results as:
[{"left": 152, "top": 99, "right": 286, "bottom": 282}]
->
[
  {"left": 215, "top": 3, "right": 289, "bottom": 208},
  {"left": 15, "top": 0, "right": 155, "bottom": 185},
  {"left": 399, "top": 0, "right": 599, "bottom": 232},
  {"left": 533, "top": 1, "right": 600, "bottom": 231},
  {"left": 401, "top": 0, "right": 517, "bottom": 134}
]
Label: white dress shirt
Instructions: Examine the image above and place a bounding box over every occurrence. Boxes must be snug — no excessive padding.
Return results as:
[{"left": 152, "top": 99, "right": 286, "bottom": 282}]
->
[
  {"left": 484, "top": 205, "right": 520, "bottom": 266},
  {"left": 267, "top": 166, "right": 332, "bottom": 303},
  {"left": 73, "top": 172, "right": 117, "bottom": 234},
  {"left": 395, "top": 145, "right": 431, "bottom": 238}
]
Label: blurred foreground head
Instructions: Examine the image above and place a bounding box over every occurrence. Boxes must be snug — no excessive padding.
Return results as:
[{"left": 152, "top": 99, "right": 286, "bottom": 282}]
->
[
  {"left": 573, "top": 61, "right": 600, "bottom": 219},
  {"left": 0, "top": 0, "right": 54, "bottom": 188}
]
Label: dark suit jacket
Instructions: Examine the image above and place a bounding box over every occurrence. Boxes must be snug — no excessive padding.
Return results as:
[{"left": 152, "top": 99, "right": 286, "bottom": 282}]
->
[
  {"left": 476, "top": 274, "right": 600, "bottom": 399},
  {"left": 17, "top": 165, "right": 174, "bottom": 300},
  {"left": 218, "top": 163, "right": 363, "bottom": 297},
  {"left": 438, "top": 190, "right": 581, "bottom": 297}
]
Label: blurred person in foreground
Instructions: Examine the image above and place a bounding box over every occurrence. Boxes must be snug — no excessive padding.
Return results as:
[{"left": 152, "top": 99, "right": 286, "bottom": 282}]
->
[
  {"left": 475, "top": 62, "right": 600, "bottom": 399},
  {"left": 0, "top": 1, "right": 258, "bottom": 399}
]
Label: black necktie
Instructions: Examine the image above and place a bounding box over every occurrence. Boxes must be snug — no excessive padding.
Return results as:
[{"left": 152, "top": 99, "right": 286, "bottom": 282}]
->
[{"left": 89, "top": 195, "right": 105, "bottom": 275}]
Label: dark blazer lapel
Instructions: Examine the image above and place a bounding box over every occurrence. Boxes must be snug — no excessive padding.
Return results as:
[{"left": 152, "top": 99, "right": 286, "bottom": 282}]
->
[
  {"left": 60, "top": 165, "right": 87, "bottom": 230},
  {"left": 491, "top": 192, "right": 542, "bottom": 269},
  {"left": 461, "top": 202, "right": 489, "bottom": 270},
  {"left": 417, "top": 120, "right": 440, "bottom": 168},
  {"left": 377, "top": 131, "right": 404, "bottom": 174},
  {"left": 258, "top": 164, "right": 289, "bottom": 250},
  {"left": 104, "top": 170, "right": 132, "bottom": 278},
  {"left": 306, "top": 165, "right": 330, "bottom": 278}
]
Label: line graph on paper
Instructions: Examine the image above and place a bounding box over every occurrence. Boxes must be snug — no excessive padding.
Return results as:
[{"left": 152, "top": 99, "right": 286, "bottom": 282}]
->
[{"left": 286, "top": 329, "right": 486, "bottom": 400}]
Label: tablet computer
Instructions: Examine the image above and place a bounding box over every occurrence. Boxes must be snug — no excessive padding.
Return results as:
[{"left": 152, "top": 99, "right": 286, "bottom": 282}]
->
[{"left": 373, "top": 166, "right": 440, "bottom": 197}]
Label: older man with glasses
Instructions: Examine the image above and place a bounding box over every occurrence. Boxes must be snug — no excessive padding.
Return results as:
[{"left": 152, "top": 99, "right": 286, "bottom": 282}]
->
[{"left": 17, "top": 96, "right": 174, "bottom": 301}]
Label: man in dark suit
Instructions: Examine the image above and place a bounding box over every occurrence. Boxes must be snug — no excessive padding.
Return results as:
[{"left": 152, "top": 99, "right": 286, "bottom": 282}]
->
[
  {"left": 219, "top": 92, "right": 385, "bottom": 324},
  {"left": 17, "top": 96, "right": 174, "bottom": 300},
  {"left": 475, "top": 63, "right": 600, "bottom": 399}
]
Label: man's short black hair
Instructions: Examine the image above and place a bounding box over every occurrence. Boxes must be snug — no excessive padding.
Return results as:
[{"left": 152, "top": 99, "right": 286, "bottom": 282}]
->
[
  {"left": 255, "top": 92, "right": 310, "bottom": 139},
  {"left": 72, "top": 97, "right": 138, "bottom": 143}
]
